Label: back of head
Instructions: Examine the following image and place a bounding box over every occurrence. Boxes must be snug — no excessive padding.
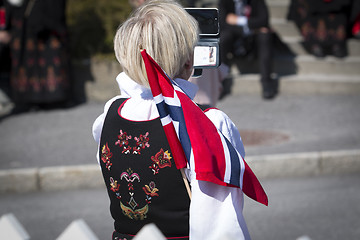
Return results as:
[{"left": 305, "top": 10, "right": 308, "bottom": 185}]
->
[{"left": 114, "top": 0, "right": 199, "bottom": 86}]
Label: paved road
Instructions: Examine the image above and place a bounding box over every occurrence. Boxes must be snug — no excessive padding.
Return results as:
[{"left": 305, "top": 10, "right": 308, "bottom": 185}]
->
[
  {"left": 1, "top": 173, "right": 359, "bottom": 240},
  {"left": 244, "top": 174, "right": 360, "bottom": 240},
  {"left": 1, "top": 93, "right": 360, "bottom": 170}
]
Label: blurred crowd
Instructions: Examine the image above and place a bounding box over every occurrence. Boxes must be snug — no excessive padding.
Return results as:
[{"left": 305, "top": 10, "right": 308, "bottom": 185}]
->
[{"left": 287, "top": 0, "right": 360, "bottom": 58}]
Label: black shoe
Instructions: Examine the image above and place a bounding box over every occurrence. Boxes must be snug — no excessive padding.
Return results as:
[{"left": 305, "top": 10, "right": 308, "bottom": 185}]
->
[
  {"left": 219, "top": 76, "right": 233, "bottom": 100},
  {"left": 262, "top": 90, "right": 276, "bottom": 99},
  {"left": 261, "top": 76, "right": 278, "bottom": 100}
]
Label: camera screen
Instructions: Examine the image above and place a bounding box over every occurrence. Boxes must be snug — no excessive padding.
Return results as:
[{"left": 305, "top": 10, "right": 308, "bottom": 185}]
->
[
  {"left": 193, "top": 46, "right": 217, "bottom": 67},
  {"left": 185, "top": 8, "right": 219, "bottom": 36}
]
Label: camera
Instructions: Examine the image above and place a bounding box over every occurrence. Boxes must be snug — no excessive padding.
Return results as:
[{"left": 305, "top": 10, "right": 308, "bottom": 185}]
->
[{"left": 185, "top": 8, "right": 220, "bottom": 75}]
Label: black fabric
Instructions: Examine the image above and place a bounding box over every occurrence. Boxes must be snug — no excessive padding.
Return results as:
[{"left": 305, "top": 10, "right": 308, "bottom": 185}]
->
[
  {"left": 257, "top": 31, "right": 273, "bottom": 83},
  {"left": 100, "top": 98, "right": 190, "bottom": 238},
  {"left": 219, "top": 0, "right": 269, "bottom": 31},
  {"left": 112, "top": 230, "right": 189, "bottom": 240}
]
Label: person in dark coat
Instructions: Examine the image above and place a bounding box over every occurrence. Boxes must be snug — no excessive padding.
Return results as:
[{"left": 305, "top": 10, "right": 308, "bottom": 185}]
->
[
  {"left": 4, "top": 0, "right": 72, "bottom": 112},
  {"left": 287, "top": 0, "right": 354, "bottom": 58},
  {"left": 219, "top": 0, "right": 278, "bottom": 99}
]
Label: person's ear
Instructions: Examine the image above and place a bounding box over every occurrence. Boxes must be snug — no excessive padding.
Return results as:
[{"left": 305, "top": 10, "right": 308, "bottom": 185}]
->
[
  {"left": 185, "top": 54, "right": 194, "bottom": 69},
  {"left": 175, "top": 54, "right": 194, "bottom": 80}
]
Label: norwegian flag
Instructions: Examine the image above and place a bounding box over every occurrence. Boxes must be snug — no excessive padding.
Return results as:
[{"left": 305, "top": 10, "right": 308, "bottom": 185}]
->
[{"left": 141, "top": 50, "right": 268, "bottom": 206}]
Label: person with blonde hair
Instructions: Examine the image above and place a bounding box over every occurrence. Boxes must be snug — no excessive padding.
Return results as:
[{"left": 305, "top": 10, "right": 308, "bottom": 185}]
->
[{"left": 92, "top": 0, "right": 251, "bottom": 239}]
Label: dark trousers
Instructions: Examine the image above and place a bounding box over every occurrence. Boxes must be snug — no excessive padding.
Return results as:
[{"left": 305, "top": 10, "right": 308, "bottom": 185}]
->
[
  {"left": 220, "top": 26, "right": 277, "bottom": 98},
  {"left": 220, "top": 26, "right": 273, "bottom": 82}
]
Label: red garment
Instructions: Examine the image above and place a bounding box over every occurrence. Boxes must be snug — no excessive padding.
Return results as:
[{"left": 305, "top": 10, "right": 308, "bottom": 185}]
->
[
  {"left": 0, "top": 7, "right": 5, "bottom": 29},
  {"left": 352, "top": 14, "right": 360, "bottom": 36}
]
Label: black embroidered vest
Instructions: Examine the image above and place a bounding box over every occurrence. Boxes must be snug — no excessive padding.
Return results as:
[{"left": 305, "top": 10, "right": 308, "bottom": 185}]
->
[{"left": 99, "top": 98, "right": 190, "bottom": 239}]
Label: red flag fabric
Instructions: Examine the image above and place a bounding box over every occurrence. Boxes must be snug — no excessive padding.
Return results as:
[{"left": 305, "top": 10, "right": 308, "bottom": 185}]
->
[{"left": 141, "top": 49, "right": 268, "bottom": 206}]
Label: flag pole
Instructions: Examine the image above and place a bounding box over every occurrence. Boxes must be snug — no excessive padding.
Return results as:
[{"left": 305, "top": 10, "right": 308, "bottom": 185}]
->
[{"left": 180, "top": 168, "right": 192, "bottom": 200}]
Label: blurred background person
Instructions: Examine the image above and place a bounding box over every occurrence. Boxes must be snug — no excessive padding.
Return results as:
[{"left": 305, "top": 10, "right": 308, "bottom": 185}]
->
[
  {"left": 188, "top": 65, "right": 229, "bottom": 108},
  {"left": 4, "top": 0, "right": 72, "bottom": 114},
  {"left": 219, "top": 0, "right": 278, "bottom": 100},
  {"left": 287, "top": 0, "right": 354, "bottom": 58},
  {"left": 0, "top": 0, "right": 12, "bottom": 113},
  {"left": 350, "top": 0, "right": 360, "bottom": 39}
]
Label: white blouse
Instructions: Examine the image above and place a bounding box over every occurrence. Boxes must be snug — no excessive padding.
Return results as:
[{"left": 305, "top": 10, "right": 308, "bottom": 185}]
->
[{"left": 92, "top": 72, "right": 250, "bottom": 240}]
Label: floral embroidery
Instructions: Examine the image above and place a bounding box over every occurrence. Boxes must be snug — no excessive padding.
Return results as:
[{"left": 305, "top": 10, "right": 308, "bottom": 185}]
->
[
  {"left": 149, "top": 163, "right": 159, "bottom": 175},
  {"left": 110, "top": 177, "right": 121, "bottom": 199},
  {"left": 121, "top": 168, "right": 140, "bottom": 191},
  {"left": 103, "top": 127, "right": 173, "bottom": 221},
  {"left": 115, "top": 130, "right": 132, "bottom": 154},
  {"left": 143, "top": 181, "right": 159, "bottom": 197},
  {"left": 143, "top": 181, "right": 159, "bottom": 204},
  {"left": 149, "top": 149, "right": 172, "bottom": 174},
  {"left": 101, "top": 143, "right": 113, "bottom": 170},
  {"left": 133, "top": 132, "right": 150, "bottom": 154},
  {"left": 115, "top": 130, "right": 150, "bottom": 155},
  {"left": 120, "top": 168, "right": 140, "bottom": 182}
]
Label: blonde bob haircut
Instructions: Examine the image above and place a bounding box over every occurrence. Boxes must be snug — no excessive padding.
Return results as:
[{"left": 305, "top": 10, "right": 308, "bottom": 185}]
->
[{"left": 114, "top": 0, "right": 199, "bottom": 87}]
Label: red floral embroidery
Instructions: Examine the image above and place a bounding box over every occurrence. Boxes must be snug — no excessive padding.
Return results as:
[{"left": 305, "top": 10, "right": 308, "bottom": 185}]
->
[
  {"left": 121, "top": 168, "right": 140, "bottom": 191},
  {"left": 115, "top": 130, "right": 132, "bottom": 154},
  {"left": 149, "top": 163, "right": 159, "bottom": 175},
  {"left": 133, "top": 132, "right": 150, "bottom": 154},
  {"left": 101, "top": 143, "right": 113, "bottom": 170},
  {"left": 149, "top": 149, "right": 172, "bottom": 175},
  {"left": 152, "top": 149, "right": 172, "bottom": 168},
  {"left": 110, "top": 177, "right": 120, "bottom": 192}
]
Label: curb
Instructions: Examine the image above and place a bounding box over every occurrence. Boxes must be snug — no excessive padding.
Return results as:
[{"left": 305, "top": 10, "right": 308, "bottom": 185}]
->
[
  {"left": 247, "top": 149, "right": 360, "bottom": 179},
  {"left": 0, "top": 165, "right": 104, "bottom": 193},
  {"left": 0, "top": 149, "right": 359, "bottom": 194},
  {"left": 230, "top": 74, "right": 360, "bottom": 96}
]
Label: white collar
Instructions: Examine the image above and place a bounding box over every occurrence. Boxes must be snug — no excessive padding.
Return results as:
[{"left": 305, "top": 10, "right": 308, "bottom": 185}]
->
[{"left": 116, "top": 72, "right": 198, "bottom": 100}]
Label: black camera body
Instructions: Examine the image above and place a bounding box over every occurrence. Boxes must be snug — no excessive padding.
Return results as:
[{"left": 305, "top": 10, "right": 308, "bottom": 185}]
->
[{"left": 185, "top": 8, "right": 220, "bottom": 71}]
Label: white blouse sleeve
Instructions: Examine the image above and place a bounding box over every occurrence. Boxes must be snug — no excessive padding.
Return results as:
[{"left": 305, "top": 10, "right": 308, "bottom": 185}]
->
[
  {"left": 189, "top": 108, "right": 250, "bottom": 240},
  {"left": 92, "top": 96, "right": 121, "bottom": 163}
]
